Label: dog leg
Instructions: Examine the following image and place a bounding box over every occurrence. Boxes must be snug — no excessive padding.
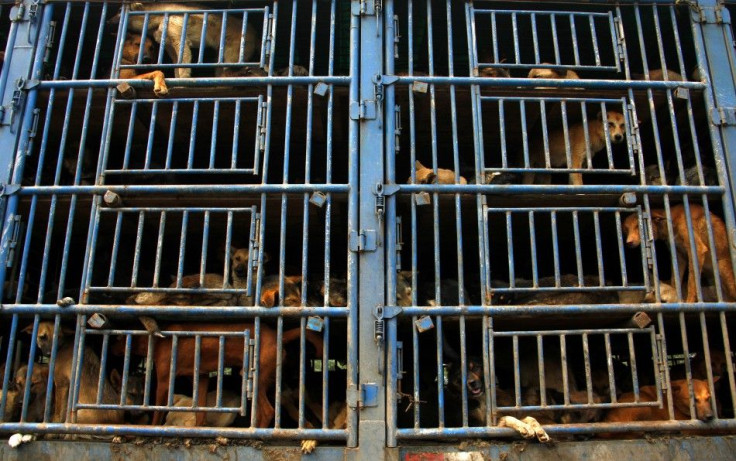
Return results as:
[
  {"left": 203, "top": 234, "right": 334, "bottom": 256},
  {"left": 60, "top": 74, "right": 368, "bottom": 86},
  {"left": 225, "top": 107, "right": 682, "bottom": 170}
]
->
[
  {"left": 718, "top": 257, "right": 736, "bottom": 301},
  {"left": 674, "top": 251, "right": 687, "bottom": 297},
  {"left": 194, "top": 375, "right": 209, "bottom": 427},
  {"left": 134, "top": 71, "right": 168, "bottom": 97},
  {"left": 498, "top": 415, "right": 535, "bottom": 439},
  {"left": 686, "top": 240, "right": 708, "bottom": 303},
  {"left": 54, "top": 382, "right": 69, "bottom": 423},
  {"left": 569, "top": 147, "right": 585, "bottom": 186},
  {"left": 151, "top": 368, "right": 170, "bottom": 425},
  {"left": 521, "top": 416, "right": 550, "bottom": 442}
]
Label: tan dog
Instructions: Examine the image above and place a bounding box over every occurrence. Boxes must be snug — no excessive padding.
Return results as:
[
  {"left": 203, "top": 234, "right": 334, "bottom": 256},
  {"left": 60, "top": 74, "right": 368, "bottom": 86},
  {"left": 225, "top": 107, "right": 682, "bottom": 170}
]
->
[
  {"left": 523, "top": 111, "right": 626, "bottom": 185},
  {"left": 119, "top": 33, "right": 168, "bottom": 97},
  {"left": 604, "top": 379, "right": 715, "bottom": 425},
  {"left": 111, "top": 3, "right": 257, "bottom": 78},
  {"left": 14, "top": 363, "right": 50, "bottom": 422},
  {"left": 623, "top": 204, "right": 736, "bottom": 303},
  {"left": 528, "top": 65, "right": 580, "bottom": 81},
  {"left": 164, "top": 390, "right": 240, "bottom": 427},
  {"left": 24, "top": 322, "right": 138, "bottom": 424},
  {"left": 410, "top": 160, "right": 467, "bottom": 185}
]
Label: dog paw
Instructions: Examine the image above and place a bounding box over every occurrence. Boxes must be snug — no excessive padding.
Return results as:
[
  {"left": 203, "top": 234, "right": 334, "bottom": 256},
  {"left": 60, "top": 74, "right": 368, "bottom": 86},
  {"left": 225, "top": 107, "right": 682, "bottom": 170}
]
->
[
  {"left": 154, "top": 83, "right": 169, "bottom": 97},
  {"left": 301, "top": 439, "right": 317, "bottom": 454}
]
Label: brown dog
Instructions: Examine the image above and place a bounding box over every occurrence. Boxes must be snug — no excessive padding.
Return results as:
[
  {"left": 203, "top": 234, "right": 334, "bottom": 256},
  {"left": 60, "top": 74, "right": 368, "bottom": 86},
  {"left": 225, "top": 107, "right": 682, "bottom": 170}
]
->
[
  {"left": 24, "top": 322, "right": 139, "bottom": 424},
  {"left": 623, "top": 204, "right": 736, "bottom": 303},
  {"left": 14, "top": 363, "right": 50, "bottom": 422},
  {"left": 119, "top": 33, "right": 168, "bottom": 97},
  {"left": 409, "top": 160, "right": 467, "bottom": 185},
  {"left": 523, "top": 111, "right": 626, "bottom": 185},
  {"left": 528, "top": 65, "right": 580, "bottom": 82},
  {"left": 604, "top": 379, "right": 715, "bottom": 426},
  {"left": 143, "top": 322, "right": 323, "bottom": 427}
]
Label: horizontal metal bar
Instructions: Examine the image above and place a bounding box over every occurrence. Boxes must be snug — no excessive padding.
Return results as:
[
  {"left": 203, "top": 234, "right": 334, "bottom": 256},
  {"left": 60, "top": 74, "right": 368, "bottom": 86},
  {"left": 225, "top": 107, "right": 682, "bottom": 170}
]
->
[
  {"left": 483, "top": 168, "right": 633, "bottom": 174},
  {"left": 18, "top": 184, "right": 350, "bottom": 195},
  {"left": 490, "top": 286, "right": 638, "bottom": 293},
  {"left": 398, "top": 303, "right": 736, "bottom": 316},
  {"left": 0, "top": 423, "right": 347, "bottom": 440},
  {"left": 398, "top": 184, "right": 724, "bottom": 195},
  {"left": 97, "top": 207, "right": 256, "bottom": 213},
  {"left": 107, "top": 168, "right": 257, "bottom": 174},
  {"left": 491, "top": 327, "right": 652, "bottom": 336},
  {"left": 36, "top": 77, "right": 351, "bottom": 89},
  {"left": 0, "top": 305, "right": 348, "bottom": 317},
  {"left": 74, "top": 403, "right": 243, "bottom": 413},
  {"left": 474, "top": 9, "right": 612, "bottom": 18},
  {"left": 87, "top": 287, "right": 249, "bottom": 294},
  {"left": 395, "top": 420, "right": 736, "bottom": 440},
  {"left": 127, "top": 8, "right": 266, "bottom": 15},
  {"left": 495, "top": 401, "right": 660, "bottom": 411},
  {"left": 393, "top": 77, "right": 706, "bottom": 90},
  {"left": 119, "top": 63, "right": 261, "bottom": 70},
  {"left": 484, "top": 206, "right": 631, "bottom": 212},
  {"left": 480, "top": 63, "right": 618, "bottom": 72},
  {"left": 113, "top": 96, "right": 261, "bottom": 104}
]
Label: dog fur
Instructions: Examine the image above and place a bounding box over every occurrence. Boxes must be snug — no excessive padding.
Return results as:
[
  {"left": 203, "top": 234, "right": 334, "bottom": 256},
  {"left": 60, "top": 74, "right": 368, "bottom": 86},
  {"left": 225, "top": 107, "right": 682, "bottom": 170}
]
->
[
  {"left": 410, "top": 160, "right": 467, "bottom": 185},
  {"left": 522, "top": 111, "right": 626, "bottom": 185},
  {"left": 604, "top": 379, "right": 715, "bottom": 426},
  {"left": 623, "top": 204, "right": 736, "bottom": 303},
  {"left": 164, "top": 390, "right": 240, "bottom": 427},
  {"left": 24, "top": 322, "right": 138, "bottom": 424},
  {"left": 111, "top": 3, "right": 257, "bottom": 78},
  {"left": 14, "top": 363, "right": 50, "bottom": 422},
  {"left": 145, "top": 322, "right": 323, "bottom": 427},
  {"left": 527, "top": 66, "right": 580, "bottom": 81},
  {"left": 119, "top": 33, "right": 168, "bottom": 97}
]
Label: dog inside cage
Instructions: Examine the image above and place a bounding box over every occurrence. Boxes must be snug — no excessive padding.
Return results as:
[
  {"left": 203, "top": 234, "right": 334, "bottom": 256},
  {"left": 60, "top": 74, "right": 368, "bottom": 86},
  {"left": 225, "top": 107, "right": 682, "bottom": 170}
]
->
[{"left": 2, "top": 0, "right": 736, "bottom": 451}]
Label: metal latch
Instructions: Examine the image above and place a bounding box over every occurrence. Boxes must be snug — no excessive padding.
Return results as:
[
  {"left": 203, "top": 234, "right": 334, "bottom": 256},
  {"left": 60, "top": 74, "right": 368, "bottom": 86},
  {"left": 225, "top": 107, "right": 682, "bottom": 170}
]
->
[
  {"left": 626, "top": 103, "right": 640, "bottom": 157},
  {"left": 1, "top": 78, "right": 27, "bottom": 128},
  {"left": 710, "top": 107, "right": 736, "bottom": 126},
  {"left": 349, "top": 230, "right": 377, "bottom": 253},
  {"left": 614, "top": 17, "right": 626, "bottom": 63},
  {"left": 347, "top": 383, "right": 379, "bottom": 409},
  {"left": 395, "top": 216, "right": 403, "bottom": 271},
  {"left": 5, "top": 214, "right": 22, "bottom": 269},
  {"left": 352, "top": 0, "right": 382, "bottom": 17},
  {"left": 263, "top": 13, "right": 274, "bottom": 65}
]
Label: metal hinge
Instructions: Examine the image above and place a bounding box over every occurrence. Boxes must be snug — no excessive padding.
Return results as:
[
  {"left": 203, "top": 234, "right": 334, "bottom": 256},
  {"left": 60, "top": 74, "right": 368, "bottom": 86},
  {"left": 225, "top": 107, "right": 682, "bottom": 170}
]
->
[
  {"left": 10, "top": 3, "right": 25, "bottom": 23},
  {"left": 349, "top": 230, "right": 377, "bottom": 253},
  {"left": 710, "top": 107, "right": 736, "bottom": 126},
  {"left": 641, "top": 211, "right": 655, "bottom": 269},
  {"left": 394, "top": 105, "right": 402, "bottom": 155},
  {"left": 393, "top": 15, "right": 400, "bottom": 58},
  {"left": 626, "top": 103, "right": 640, "bottom": 156},
  {"left": 395, "top": 216, "right": 403, "bottom": 271},
  {"left": 28, "top": 0, "right": 40, "bottom": 22},
  {"left": 347, "top": 383, "right": 379, "bottom": 409},
  {"left": 350, "top": 100, "right": 377, "bottom": 121},
  {"left": 263, "top": 13, "right": 274, "bottom": 65},
  {"left": 246, "top": 338, "right": 256, "bottom": 400},
  {"left": 4, "top": 214, "right": 22, "bottom": 269},
  {"left": 256, "top": 97, "right": 268, "bottom": 152},
  {"left": 691, "top": 5, "right": 730, "bottom": 25},
  {"left": 614, "top": 17, "right": 626, "bottom": 63},
  {"left": 44, "top": 20, "right": 56, "bottom": 65},
  {"left": 23, "top": 108, "right": 40, "bottom": 156}
]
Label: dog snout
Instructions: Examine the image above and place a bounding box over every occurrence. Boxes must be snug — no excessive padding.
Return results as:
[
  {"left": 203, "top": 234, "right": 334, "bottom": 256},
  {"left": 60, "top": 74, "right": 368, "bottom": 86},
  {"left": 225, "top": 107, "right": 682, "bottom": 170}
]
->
[
  {"left": 612, "top": 133, "right": 624, "bottom": 143},
  {"left": 699, "top": 408, "right": 715, "bottom": 422},
  {"left": 234, "top": 265, "right": 247, "bottom": 278},
  {"left": 467, "top": 376, "right": 483, "bottom": 395}
]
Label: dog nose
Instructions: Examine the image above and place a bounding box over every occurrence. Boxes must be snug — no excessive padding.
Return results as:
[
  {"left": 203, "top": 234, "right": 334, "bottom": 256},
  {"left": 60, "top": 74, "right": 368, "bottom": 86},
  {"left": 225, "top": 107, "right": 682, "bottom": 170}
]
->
[
  {"left": 613, "top": 134, "right": 624, "bottom": 143},
  {"left": 702, "top": 412, "right": 714, "bottom": 422}
]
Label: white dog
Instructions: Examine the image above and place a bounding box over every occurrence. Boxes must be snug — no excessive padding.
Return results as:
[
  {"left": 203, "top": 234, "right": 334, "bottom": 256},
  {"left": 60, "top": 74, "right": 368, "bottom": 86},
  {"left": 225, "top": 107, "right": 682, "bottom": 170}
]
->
[{"left": 111, "top": 3, "right": 258, "bottom": 78}]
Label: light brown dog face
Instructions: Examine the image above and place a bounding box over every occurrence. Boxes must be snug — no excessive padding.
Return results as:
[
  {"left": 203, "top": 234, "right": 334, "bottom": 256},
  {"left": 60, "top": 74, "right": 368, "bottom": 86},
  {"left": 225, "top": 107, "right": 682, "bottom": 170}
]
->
[
  {"left": 622, "top": 214, "right": 642, "bottom": 248},
  {"left": 22, "top": 322, "right": 58, "bottom": 356},
  {"left": 229, "top": 246, "right": 269, "bottom": 281},
  {"left": 672, "top": 379, "right": 715, "bottom": 421},
  {"left": 122, "top": 34, "right": 154, "bottom": 63},
  {"left": 600, "top": 111, "right": 626, "bottom": 144}
]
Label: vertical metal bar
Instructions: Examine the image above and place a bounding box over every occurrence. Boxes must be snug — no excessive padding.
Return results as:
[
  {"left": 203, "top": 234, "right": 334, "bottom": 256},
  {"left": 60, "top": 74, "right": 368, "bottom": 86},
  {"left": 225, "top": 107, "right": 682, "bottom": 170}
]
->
[
  {"left": 528, "top": 211, "right": 538, "bottom": 287},
  {"left": 560, "top": 334, "right": 570, "bottom": 405},
  {"left": 537, "top": 335, "right": 546, "bottom": 406},
  {"left": 551, "top": 13, "right": 560, "bottom": 65},
  {"left": 593, "top": 211, "right": 605, "bottom": 285},
  {"left": 131, "top": 211, "right": 145, "bottom": 288},
  {"left": 153, "top": 211, "right": 167, "bottom": 288},
  {"left": 582, "top": 333, "right": 593, "bottom": 404},
  {"left": 167, "top": 335, "right": 179, "bottom": 407},
  {"left": 551, "top": 211, "right": 561, "bottom": 285},
  {"left": 513, "top": 335, "right": 521, "bottom": 406},
  {"left": 569, "top": 14, "right": 580, "bottom": 66}
]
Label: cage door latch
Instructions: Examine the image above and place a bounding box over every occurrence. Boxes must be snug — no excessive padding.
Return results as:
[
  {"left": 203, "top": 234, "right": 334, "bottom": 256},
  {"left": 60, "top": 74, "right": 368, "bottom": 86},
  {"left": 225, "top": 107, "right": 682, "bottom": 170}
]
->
[
  {"left": 349, "top": 230, "right": 377, "bottom": 253},
  {"left": 347, "top": 383, "right": 378, "bottom": 409}
]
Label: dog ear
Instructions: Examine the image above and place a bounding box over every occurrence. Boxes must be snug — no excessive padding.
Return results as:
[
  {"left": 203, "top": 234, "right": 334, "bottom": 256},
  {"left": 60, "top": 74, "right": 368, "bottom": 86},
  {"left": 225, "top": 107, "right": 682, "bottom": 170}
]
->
[
  {"left": 130, "top": 3, "right": 144, "bottom": 11},
  {"left": 21, "top": 324, "right": 35, "bottom": 334},
  {"left": 259, "top": 251, "right": 271, "bottom": 264},
  {"left": 428, "top": 172, "right": 439, "bottom": 184},
  {"left": 650, "top": 209, "right": 667, "bottom": 222},
  {"left": 109, "top": 369, "right": 122, "bottom": 389},
  {"left": 261, "top": 288, "right": 277, "bottom": 308}
]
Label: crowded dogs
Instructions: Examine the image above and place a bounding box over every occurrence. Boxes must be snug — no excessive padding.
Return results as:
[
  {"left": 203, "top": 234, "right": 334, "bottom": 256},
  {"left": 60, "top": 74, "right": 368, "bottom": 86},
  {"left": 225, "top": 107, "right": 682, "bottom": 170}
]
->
[
  {"left": 111, "top": 3, "right": 257, "bottom": 78},
  {"left": 14, "top": 363, "right": 49, "bottom": 422},
  {"left": 409, "top": 160, "right": 467, "bottom": 185},
  {"left": 131, "top": 273, "right": 237, "bottom": 306},
  {"left": 623, "top": 204, "right": 736, "bottom": 302},
  {"left": 24, "top": 322, "right": 139, "bottom": 424},
  {"left": 604, "top": 379, "right": 715, "bottom": 426},
  {"left": 522, "top": 111, "right": 626, "bottom": 185},
  {"left": 145, "top": 322, "right": 323, "bottom": 427},
  {"left": 119, "top": 34, "right": 168, "bottom": 97}
]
